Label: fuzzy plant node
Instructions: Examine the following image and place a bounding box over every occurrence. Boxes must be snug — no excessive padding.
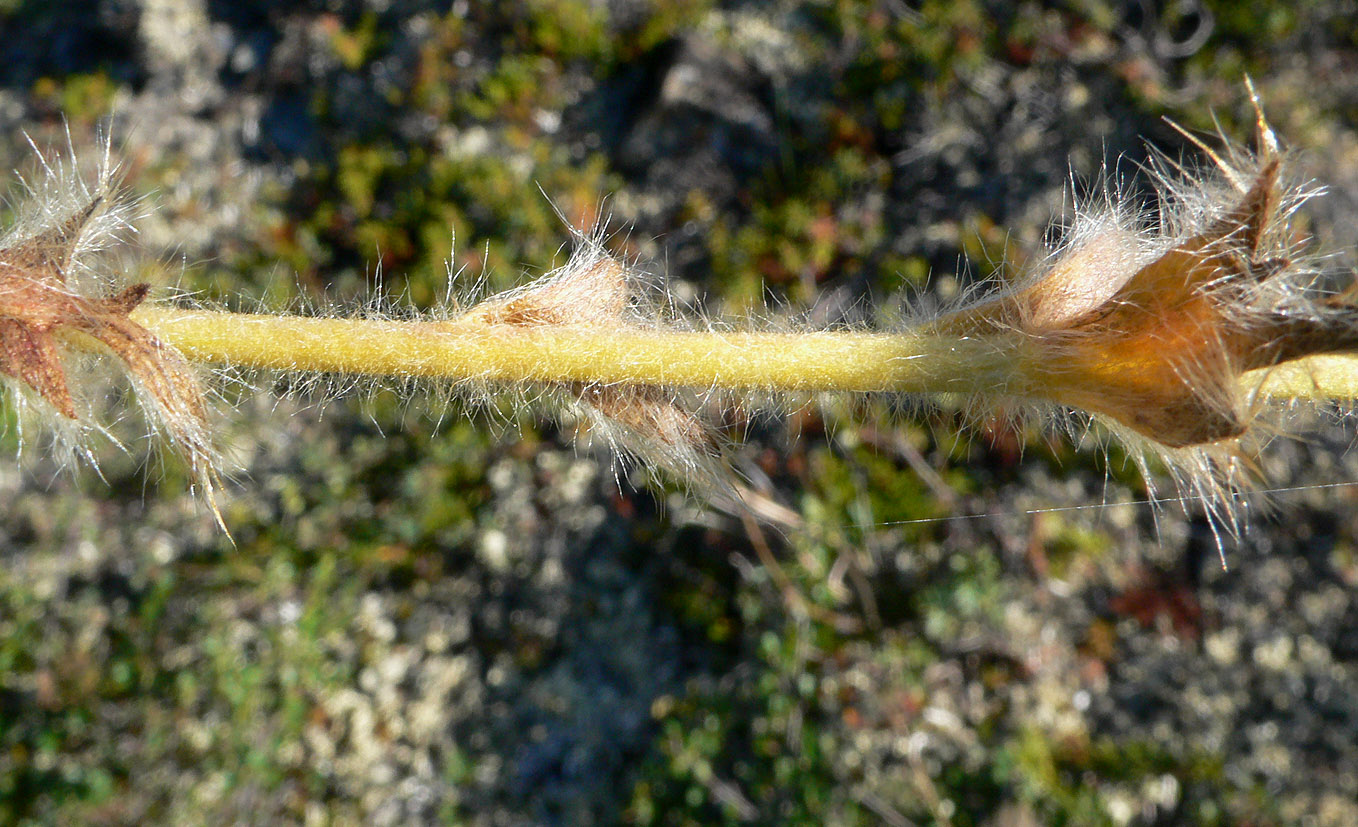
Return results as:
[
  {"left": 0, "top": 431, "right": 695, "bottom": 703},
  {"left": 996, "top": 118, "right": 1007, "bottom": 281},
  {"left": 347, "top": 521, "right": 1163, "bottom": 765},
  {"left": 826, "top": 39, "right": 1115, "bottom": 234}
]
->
[{"left": 2, "top": 90, "right": 1358, "bottom": 539}]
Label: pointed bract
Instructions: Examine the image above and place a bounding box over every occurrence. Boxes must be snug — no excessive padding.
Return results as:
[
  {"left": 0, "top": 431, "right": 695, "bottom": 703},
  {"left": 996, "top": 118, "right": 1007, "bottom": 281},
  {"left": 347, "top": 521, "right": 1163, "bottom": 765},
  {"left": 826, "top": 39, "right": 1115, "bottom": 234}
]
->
[{"left": 0, "top": 159, "right": 224, "bottom": 529}]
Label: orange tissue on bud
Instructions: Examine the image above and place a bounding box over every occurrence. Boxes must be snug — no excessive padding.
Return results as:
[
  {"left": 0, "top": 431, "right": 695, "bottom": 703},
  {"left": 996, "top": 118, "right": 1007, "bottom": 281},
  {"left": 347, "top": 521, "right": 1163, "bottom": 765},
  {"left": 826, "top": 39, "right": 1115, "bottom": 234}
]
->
[{"left": 931, "top": 101, "right": 1358, "bottom": 454}]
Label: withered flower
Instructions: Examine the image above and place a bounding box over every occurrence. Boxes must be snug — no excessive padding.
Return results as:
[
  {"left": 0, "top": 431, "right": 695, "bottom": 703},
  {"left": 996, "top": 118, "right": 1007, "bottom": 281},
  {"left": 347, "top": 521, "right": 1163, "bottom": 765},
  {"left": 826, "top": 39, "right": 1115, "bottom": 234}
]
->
[{"left": 0, "top": 156, "right": 222, "bottom": 527}]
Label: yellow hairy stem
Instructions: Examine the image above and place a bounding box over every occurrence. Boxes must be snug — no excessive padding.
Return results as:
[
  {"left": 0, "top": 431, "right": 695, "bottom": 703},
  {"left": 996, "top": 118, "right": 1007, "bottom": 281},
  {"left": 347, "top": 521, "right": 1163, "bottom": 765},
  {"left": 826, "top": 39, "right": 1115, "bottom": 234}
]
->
[
  {"left": 128, "top": 304, "right": 1358, "bottom": 409},
  {"left": 129, "top": 305, "right": 1032, "bottom": 395},
  {"left": 1247, "top": 355, "right": 1358, "bottom": 401}
]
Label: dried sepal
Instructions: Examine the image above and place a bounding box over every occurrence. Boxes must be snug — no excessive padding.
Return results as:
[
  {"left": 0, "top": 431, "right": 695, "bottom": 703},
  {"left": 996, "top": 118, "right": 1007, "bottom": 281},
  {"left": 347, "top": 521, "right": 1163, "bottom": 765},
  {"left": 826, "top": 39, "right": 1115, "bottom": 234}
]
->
[
  {"left": 0, "top": 144, "right": 224, "bottom": 529},
  {"left": 447, "top": 244, "right": 731, "bottom": 489}
]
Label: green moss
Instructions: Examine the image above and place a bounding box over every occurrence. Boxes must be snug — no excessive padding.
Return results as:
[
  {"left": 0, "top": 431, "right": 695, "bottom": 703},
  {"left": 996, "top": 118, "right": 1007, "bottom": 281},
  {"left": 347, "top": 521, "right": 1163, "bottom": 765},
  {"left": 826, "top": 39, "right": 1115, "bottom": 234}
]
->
[
  {"left": 630, "top": 670, "right": 877, "bottom": 826},
  {"left": 518, "top": 0, "right": 612, "bottom": 62},
  {"left": 0, "top": 543, "right": 366, "bottom": 822},
  {"left": 1043, "top": 518, "right": 1111, "bottom": 578},
  {"left": 988, "top": 728, "right": 1282, "bottom": 827},
  {"left": 622, "top": 0, "right": 715, "bottom": 58},
  {"left": 30, "top": 72, "right": 119, "bottom": 126},
  {"left": 238, "top": 127, "right": 618, "bottom": 308},
  {"left": 1202, "top": 0, "right": 1298, "bottom": 46},
  {"left": 328, "top": 12, "right": 386, "bottom": 71}
]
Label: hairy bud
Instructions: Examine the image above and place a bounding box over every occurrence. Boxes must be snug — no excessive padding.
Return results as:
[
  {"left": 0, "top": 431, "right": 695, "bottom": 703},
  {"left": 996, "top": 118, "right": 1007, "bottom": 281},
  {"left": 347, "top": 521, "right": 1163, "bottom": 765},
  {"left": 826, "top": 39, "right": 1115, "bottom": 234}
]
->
[{"left": 0, "top": 136, "right": 222, "bottom": 528}]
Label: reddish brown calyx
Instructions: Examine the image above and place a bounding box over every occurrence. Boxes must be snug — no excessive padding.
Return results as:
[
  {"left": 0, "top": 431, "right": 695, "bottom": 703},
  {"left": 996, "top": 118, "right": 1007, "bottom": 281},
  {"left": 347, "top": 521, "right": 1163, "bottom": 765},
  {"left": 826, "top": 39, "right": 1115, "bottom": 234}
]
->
[{"left": 0, "top": 193, "right": 217, "bottom": 508}]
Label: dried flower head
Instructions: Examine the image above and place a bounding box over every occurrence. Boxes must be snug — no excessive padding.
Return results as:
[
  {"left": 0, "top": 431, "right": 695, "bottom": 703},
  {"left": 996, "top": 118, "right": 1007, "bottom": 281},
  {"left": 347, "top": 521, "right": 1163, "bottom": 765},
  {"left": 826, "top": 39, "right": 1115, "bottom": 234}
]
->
[{"left": 0, "top": 134, "right": 222, "bottom": 527}]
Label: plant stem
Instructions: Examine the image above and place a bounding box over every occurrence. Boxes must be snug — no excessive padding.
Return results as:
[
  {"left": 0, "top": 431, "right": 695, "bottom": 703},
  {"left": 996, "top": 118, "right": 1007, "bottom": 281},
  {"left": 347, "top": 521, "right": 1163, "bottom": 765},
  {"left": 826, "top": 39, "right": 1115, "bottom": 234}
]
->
[
  {"left": 128, "top": 305, "right": 1358, "bottom": 404},
  {"left": 130, "top": 305, "right": 1035, "bottom": 395},
  {"left": 1247, "top": 355, "right": 1358, "bottom": 400}
]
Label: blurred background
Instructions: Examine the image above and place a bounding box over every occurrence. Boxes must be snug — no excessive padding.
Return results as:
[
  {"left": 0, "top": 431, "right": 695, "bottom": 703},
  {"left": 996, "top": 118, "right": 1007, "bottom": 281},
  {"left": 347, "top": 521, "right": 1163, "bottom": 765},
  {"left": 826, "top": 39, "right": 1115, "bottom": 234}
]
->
[{"left": 1, "top": 1, "right": 1358, "bottom": 824}]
